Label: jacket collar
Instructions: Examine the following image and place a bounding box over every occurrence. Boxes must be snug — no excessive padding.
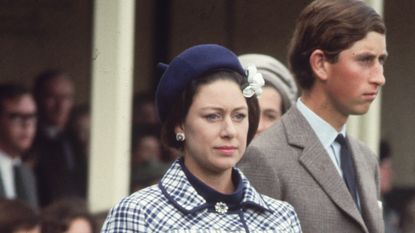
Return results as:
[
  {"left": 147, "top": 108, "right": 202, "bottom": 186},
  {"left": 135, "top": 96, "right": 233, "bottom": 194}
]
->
[
  {"left": 282, "top": 107, "right": 368, "bottom": 232},
  {"left": 158, "top": 159, "right": 272, "bottom": 214}
]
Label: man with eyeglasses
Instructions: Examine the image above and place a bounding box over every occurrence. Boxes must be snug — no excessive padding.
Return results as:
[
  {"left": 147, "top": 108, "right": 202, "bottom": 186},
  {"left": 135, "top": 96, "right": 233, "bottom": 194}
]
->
[{"left": 0, "top": 83, "right": 38, "bottom": 208}]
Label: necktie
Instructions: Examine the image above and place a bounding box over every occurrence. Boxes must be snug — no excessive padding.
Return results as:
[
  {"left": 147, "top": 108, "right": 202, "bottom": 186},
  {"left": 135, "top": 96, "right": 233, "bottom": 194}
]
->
[{"left": 335, "top": 135, "right": 359, "bottom": 206}]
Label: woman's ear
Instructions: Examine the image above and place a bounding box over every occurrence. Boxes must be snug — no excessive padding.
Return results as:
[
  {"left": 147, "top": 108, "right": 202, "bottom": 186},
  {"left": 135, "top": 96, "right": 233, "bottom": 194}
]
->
[
  {"left": 174, "top": 124, "right": 184, "bottom": 134},
  {"left": 309, "top": 49, "right": 329, "bottom": 81}
]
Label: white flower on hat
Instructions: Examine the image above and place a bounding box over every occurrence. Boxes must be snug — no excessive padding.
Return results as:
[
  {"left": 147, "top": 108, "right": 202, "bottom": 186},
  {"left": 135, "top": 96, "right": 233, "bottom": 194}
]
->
[{"left": 242, "top": 65, "right": 265, "bottom": 98}]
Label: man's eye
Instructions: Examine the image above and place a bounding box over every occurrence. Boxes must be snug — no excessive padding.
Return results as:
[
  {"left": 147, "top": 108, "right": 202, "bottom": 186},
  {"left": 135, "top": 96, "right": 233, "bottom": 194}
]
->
[
  {"left": 360, "top": 57, "right": 373, "bottom": 64},
  {"left": 265, "top": 113, "right": 278, "bottom": 121},
  {"left": 379, "top": 56, "right": 387, "bottom": 65}
]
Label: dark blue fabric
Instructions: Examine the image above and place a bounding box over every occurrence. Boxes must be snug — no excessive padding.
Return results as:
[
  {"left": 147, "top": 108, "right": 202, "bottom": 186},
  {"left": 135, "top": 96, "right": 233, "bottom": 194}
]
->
[
  {"left": 155, "top": 44, "right": 245, "bottom": 122},
  {"left": 179, "top": 158, "right": 243, "bottom": 210}
]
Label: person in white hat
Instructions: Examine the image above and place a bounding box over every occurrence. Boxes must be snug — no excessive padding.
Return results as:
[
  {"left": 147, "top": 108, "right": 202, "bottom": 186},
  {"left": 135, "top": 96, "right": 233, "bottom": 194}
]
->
[{"left": 239, "top": 54, "right": 298, "bottom": 135}]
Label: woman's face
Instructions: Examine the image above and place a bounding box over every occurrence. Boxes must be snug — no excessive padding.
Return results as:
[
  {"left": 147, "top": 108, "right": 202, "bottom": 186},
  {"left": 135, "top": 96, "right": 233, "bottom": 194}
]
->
[
  {"left": 256, "top": 86, "right": 282, "bottom": 135},
  {"left": 177, "top": 79, "right": 249, "bottom": 178}
]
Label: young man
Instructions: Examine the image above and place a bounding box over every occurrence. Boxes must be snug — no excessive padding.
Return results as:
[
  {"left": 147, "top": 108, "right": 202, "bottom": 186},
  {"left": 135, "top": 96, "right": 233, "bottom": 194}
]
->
[
  {"left": 0, "top": 84, "right": 38, "bottom": 208},
  {"left": 238, "top": 0, "right": 387, "bottom": 232}
]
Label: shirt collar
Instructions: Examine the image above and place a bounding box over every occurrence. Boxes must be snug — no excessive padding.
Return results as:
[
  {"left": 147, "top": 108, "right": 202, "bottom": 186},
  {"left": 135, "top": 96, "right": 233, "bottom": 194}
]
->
[
  {"left": 0, "top": 149, "right": 21, "bottom": 165},
  {"left": 158, "top": 159, "right": 272, "bottom": 214},
  {"left": 296, "top": 98, "right": 346, "bottom": 149}
]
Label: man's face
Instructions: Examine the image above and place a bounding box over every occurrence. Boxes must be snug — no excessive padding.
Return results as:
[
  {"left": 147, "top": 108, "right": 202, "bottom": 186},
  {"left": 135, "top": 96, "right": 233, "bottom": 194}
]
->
[
  {"left": 0, "top": 95, "right": 37, "bottom": 157},
  {"left": 324, "top": 32, "right": 387, "bottom": 117},
  {"left": 42, "top": 77, "right": 74, "bottom": 129}
]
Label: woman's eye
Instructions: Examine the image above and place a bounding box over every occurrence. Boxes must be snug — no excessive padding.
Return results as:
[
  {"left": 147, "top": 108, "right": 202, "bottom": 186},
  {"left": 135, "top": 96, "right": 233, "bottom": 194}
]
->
[
  {"left": 233, "top": 113, "right": 247, "bottom": 122},
  {"left": 204, "top": 114, "right": 221, "bottom": 122}
]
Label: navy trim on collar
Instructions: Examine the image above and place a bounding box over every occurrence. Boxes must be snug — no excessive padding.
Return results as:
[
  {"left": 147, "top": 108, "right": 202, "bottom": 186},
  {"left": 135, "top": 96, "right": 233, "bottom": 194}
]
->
[
  {"left": 158, "top": 159, "right": 273, "bottom": 215},
  {"left": 179, "top": 158, "right": 244, "bottom": 207}
]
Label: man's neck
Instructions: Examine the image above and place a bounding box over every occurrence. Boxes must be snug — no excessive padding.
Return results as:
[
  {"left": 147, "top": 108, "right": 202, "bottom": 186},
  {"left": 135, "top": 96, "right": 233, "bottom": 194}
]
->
[
  {"left": 0, "top": 146, "right": 19, "bottom": 159},
  {"left": 301, "top": 91, "right": 348, "bottom": 131}
]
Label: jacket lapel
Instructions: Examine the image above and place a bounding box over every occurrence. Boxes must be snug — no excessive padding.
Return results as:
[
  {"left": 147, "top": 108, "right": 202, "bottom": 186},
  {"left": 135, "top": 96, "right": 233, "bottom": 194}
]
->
[
  {"left": 349, "top": 141, "right": 382, "bottom": 233},
  {"left": 282, "top": 107, "right": 368, "bottom": 232}
]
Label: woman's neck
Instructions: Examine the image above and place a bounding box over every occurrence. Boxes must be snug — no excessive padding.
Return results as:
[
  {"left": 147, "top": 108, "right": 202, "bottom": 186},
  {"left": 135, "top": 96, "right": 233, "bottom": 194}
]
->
[{"left": 183, "top": 158, "right": 235, "bottom": 194}]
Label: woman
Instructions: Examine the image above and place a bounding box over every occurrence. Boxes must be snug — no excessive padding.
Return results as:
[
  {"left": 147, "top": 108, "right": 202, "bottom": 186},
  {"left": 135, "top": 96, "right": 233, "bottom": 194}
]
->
[
  {"left": 101, "top": 44, "right": 301, "bottom": 232},
  {"left": 239, "top": 54, "right": 298, "bottom": 135}
]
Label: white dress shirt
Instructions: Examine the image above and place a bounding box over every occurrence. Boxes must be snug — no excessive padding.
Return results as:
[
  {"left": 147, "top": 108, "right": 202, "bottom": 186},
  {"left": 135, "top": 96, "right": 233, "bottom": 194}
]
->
[
  {"left": 0, "top": 150, "right": 21, "bottom": 198},
  {"left": 296, "top": 99, "right": 347, "bottom": 176}
]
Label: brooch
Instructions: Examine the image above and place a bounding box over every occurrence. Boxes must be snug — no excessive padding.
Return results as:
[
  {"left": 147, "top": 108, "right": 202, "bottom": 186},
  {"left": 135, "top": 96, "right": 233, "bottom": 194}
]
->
[{"left": 214, "top": 202, "right": 228, "bottom": 214}]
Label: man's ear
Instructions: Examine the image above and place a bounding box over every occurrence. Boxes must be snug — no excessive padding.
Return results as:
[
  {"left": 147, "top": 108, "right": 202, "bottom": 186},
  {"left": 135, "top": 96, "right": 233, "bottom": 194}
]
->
[{"left": 309, "top": 49, "right": 329, "bottom": 81}]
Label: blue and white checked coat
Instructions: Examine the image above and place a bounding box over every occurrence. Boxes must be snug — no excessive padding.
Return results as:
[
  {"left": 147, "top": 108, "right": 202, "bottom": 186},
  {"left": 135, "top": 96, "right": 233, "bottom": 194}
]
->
[{"left": 101, "top": 160, "right": 301, "bottom": 232}]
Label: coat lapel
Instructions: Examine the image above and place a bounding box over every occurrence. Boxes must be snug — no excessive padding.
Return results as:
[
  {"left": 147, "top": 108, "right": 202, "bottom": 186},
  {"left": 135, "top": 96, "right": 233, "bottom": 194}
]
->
[
  {"left": 282, "top": 107, "right": 368, "bottom": 232},
  {"left": 349, "top": 141, "right": 382, "bottom": 233}
]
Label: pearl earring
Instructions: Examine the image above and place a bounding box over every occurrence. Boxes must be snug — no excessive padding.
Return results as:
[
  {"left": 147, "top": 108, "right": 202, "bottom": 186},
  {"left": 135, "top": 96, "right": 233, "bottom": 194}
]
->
[{"left": 176, "top": 132, "right": 185, "bottom": 142}]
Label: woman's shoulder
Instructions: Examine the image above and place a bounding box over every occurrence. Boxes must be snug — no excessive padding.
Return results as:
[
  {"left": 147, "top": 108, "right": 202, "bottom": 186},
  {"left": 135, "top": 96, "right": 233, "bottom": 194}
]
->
[
  {"left": 261, "top": 194, "right": 297, "bottom": 215},
  {"left": 113, "top": 184, "right": 164, "bottom": 212}
]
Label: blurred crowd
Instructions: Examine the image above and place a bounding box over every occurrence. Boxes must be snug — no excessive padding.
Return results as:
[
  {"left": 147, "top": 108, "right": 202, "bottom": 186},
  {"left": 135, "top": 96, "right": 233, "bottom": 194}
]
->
[{"left": 0, "top": 69, "right": 176, "bottom": 233}]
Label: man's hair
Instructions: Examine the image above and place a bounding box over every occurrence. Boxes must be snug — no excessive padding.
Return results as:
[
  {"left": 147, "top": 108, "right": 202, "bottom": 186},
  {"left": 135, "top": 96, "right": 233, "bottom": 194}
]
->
[
  {"left": 0, "top": 83, "right": 31, "bottom": 113},
  {"left": 33, "top": 69, "right": 71, "bottom": 104},
  {"left": 288, "top": 0, "right": 386, "bottom": 90},
  {"left": 0, "top": 199, "right": 39, "bottom": 233},
  {"left": 379, "top": 140, "right": 391, "bottom": 163}
]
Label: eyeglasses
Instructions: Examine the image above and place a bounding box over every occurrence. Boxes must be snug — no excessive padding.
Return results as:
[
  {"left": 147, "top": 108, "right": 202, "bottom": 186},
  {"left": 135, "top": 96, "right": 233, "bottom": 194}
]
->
[{"left": 2, "top": 112, "right": 37, "bottom": 125}]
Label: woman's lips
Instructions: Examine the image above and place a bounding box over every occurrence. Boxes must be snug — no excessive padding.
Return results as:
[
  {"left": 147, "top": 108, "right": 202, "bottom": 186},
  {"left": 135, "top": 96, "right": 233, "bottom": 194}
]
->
[{"left": 214, "top": 146, "right": 238, "bottom": 155}]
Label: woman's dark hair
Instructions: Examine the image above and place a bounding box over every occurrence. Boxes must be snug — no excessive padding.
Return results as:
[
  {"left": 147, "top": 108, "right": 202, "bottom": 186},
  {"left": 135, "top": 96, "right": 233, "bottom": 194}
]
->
[{"left": 161, "top": 70, "right": 260, "bottom": 150}]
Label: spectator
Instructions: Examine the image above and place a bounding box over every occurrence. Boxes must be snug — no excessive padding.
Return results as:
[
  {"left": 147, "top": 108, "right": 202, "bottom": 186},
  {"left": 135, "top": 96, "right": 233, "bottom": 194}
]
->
[
  {"left": 67, "top": 104, "right": 90, "bottom": 157},
  {"left": 0, "top": 198, "right": 40, "bottom": 233},
  {"left": 41, "top": 198, "right": 96, "bottom": 233},
  {"left": 0, "top": 83, "right": 38, "bottom": 208},
  {"left": 130, "top": 124, "right": 169, "bottom": 192},
  {"left": 132, "top": 91, "right": 158, "bottom": 126},
  {"left": 380, "top": 140, "right": 401, "bottom": 233},
  {"left": 30, "top": 69, "right": 85, "bottom": 207},
  {"left": 400, "top": 195, "right": 415, "bottom": 233},
  {"left": 66, "top": 104, "right": 90, "bottom": 197},
  {"left": 239, "top": 54, "right": 298, "bottom": 135}
]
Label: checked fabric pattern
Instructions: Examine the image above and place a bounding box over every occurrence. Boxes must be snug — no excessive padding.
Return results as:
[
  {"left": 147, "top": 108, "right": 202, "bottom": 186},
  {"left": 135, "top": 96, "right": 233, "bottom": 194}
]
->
[{"left": 101, "top": 160, "right": 301, "bottom": 232}]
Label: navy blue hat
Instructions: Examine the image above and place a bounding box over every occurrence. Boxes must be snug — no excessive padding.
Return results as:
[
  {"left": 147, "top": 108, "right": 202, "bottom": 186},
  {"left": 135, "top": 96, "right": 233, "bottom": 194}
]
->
[{"left": 156, "top": 44, "right": 245, "bottom": 122}]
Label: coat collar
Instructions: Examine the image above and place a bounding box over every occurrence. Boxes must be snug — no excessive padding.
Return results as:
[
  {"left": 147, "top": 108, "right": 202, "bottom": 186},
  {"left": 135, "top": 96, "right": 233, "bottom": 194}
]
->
[
  {"left": 282, "top": 107, "right": 369, "bottom": 232},
  {"left": 158, "top": 159, "right": 272, "bottom": 214}
]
